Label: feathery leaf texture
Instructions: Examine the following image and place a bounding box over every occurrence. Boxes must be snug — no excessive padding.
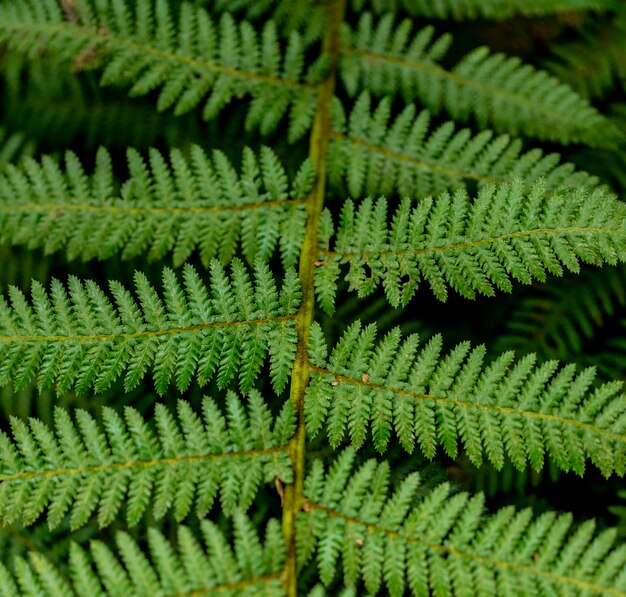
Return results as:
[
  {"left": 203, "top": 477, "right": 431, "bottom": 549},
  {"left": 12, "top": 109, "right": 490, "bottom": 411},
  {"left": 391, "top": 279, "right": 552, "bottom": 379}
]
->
[
  {"left": 339, "top": 13, "right": 621, "bottom": 146},
  {"left": 315, "top": 180, "right": 626, "bottom": 310},
  {"left": 298, "top": 450, "right": 626, "bottom": 596},
  {"left": 0, "top": 0, "right": 324, "bottom": 141},
  {"left": 354, "top": 0, "right": 617, "bottom": 19},
  {"left": 328, "top": 93, "right": 599, "bottom": 199},
  {"left": 305, "top": 321, "right": 626, "bottom": 475},
  {"left": 0, "top": 145, "right": 312, "bottom": 268},
  {"left": 496, "top": 265, "right": 626, "bottom": 361},
  {"left": 0, "top": 514, "right": 286, "bottom": 596},
  {"left": 0, "top": 259, "right": 300, "bottom": 396},
  {"left": 0, "top": 394, "right": 294, "bottom": 529}
]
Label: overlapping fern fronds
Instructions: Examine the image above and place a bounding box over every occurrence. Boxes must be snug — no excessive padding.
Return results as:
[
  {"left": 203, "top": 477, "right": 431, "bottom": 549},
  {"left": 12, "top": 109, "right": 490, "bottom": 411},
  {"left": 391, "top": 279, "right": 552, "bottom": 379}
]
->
[
  {"left": 0, "top": 393, "right": 294, "bottom": 529},
  {"left": 328, "top": 93, "right": 598, "bottom": 199},
  {"left": 354, "top": 0, "right": 616, "bottom": 19},
  {"left": 315, "top": 180, "right": 626, "bottom": 309},
  {"left": 298, "top": 450, "right": 626, "bottom": 596},
  {"left": 495, "top": 265, "right": 626, "bottom": 362},
  {"left": 305, "top": 321, "right": 626, "bottom": 475},
  {"left": 0, "top": 145, "right": 312, "bottom": 267},
  {"left": 339, "top": 13, "right": 621, "bottom": 146},
  {"left": 0, "top": 0, "right": 324, "bottom": 141},
  {"left": 0, "top": 260, "right": 300, "bottom": 396},
  {"left": 0, "top": 514, "right": 285, "bottom": 596}
]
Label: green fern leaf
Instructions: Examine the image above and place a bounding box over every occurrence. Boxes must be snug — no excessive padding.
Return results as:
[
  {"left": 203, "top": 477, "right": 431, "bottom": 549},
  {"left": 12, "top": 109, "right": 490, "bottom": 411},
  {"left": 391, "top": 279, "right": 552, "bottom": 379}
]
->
[
  {"left": 0, "top": 514, "right": 285, "bottom": 595},
  {"left": 339, "top": 13, "right": 622, "bottom": 146},
  {"left": 298, "top": 450, "right": 626, "bottom": 596},
  {"left": 316, "top": 180, "right": 626, "bottom": 308},
  {"left": 305, "top": 321, "right": 626, "bottom": 475},
  {"left": 0, "top": 145, "right": 311, "bottom": 268},
  {"left": 0, "top": 259, "right": 300, "bottom": 395},
  {"left": 0, "top": 0, "right": 324, "bottom": 141},
  {"left": 328, "top": 92, "right": 600, "bottom": 199},
  {"left": 0, "top": 393, "right": 294, "bottom": 529}
]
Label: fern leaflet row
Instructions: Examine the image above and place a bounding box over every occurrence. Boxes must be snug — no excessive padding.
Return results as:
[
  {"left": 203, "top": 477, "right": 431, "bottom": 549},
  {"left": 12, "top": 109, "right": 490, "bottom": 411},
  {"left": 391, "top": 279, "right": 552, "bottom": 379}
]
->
[
  {"left": 328, "top": 92, "right": 599, "bottom": 199},
  {"left": 0, "top": 514, "right": 285, "bottom": 596},
  {"left": 316, "top": 180, "right": 626, "bottom": 308},
  {"left": 0, "top": 259, "right": 300, "bottom": 396},
  {"left": 0, "top": 0, "right": 324, "bottom": 141},
  {"left": 0, "top": 393, "right": 294, "bottom": 529},
  {"left": 339, "top": 13, "right": 621, "bottom": 146},
  {"left": 305, "top": 322, "right": 626, "bottom": 475},
  {"left": 0, "top": 145, "right": 312, "bottom": 268},
  {"left": 298, "top": 449, "right": 626, "bottom": 596}
]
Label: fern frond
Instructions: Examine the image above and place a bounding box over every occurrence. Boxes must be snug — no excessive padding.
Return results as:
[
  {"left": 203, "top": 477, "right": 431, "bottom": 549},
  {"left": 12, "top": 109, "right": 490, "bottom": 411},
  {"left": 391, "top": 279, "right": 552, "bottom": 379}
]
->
[
  {"left": 339, "top": 13, "right": 621, "bottom": 146},
  {"left": 353, "top": 0, "right": 617, "bottom": 20},
  {"left": 495, "top": 265, "right": 626, "bottom": 361},
  {"left": 298, "top": 450, "right": 626, "bottom": 596},
  {"left": 0, "top": 0, "right": 324, "bottom": 141},
  {"left": 0, "top": 514, "right": 285, "bottom": 596},
  {"left": 305, "top": 321, "right": 626, "bottom": 475},
  {"left": 315, "top": 180, "right": 626, "bottom": 309},
  {"left": 0, "top": 393, "right": 294, "bottom": 529},
  {"left": 0, "top": 259, "right": 300, "bottom": 395},
  {"left": 328, "top": 92, "right": 599, "bottom": 199},
  {"left": 0, "top": 145, "right": 312, "bottom": 268}
]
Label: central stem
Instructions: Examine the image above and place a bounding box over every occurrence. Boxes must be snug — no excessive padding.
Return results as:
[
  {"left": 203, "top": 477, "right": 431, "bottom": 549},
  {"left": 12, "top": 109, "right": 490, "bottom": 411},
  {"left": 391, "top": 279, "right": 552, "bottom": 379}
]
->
[{"left": 281, "top": 1, "right": 347, "bottom": 594}]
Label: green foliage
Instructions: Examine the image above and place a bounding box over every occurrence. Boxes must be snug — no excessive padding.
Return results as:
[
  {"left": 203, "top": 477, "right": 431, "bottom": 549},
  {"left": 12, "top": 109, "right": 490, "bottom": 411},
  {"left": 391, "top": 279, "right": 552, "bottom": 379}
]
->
[
  {"left": 316, "top": 180, "right": 626, "bottom": 309},
  {"left": 0, "top": 260, "right": 300, "bottom": 396},
  {"left": 0, "top": 145, "right": 311, "bottom": 268},
  {"left": 354, "top": 0, "right": 616, "bottom": 19},
  {"left": 328, "top": 92, "right": 599, "bottom": 199},
  {"left": 0, "top": 0, "right": 324, "bottom": 141},
  {"left": 0, "top": 393, "right": 294, "bottom": 529},
  {"left": 1, "top": 0, "right": 626, "bottom": 595},
  {"left": 298, "top": 449, "right": 626, "bottom": 596},
  {"left": 339, "top": 13, "right": 621, "bottom": 145},
  {"left": 305, "top": 321, "right": 626, "bottom": 474},
  {"left": 0, "top": 514, "right": 286, "bottom": 596}
]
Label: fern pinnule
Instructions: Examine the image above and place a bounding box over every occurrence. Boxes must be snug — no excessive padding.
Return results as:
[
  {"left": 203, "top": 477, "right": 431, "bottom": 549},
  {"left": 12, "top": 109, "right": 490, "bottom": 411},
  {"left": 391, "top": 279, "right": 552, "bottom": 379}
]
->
[
  {"left": 0, "top": 259, "right": 300, "bottom": 396},
  {"left": 298, "top": 449, "right": 626, "bottom": 597},
  {"left": 0, "top": 145, "right": 312, "bottom": 268},
  {"left": 0, "top": 393, "right": 294, "bottom": 529},
  {"left": 0, "top": 0, "right": 324, "bottom": 141},
  {"left": 339, "top": 13, "right": 621, "bottom": 146},
  {"left": 316, "top": 180, "right": 626, "bottom": 309},
  {"left": 305, "top": 321, "right": 626, "bottom": 475},
  {"left": 0, "top": 515, "right": 285, "bottom": 596},
  {"left": 328, "top": 92, "right": 600, "bottom": 199}
]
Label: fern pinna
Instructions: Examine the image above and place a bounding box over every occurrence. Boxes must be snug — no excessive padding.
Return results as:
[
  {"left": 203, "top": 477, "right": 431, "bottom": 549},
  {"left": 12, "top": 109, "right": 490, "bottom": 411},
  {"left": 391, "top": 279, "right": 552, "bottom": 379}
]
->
[{"left": 0, "top": 0, "right": 625, "bottom": 595}]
